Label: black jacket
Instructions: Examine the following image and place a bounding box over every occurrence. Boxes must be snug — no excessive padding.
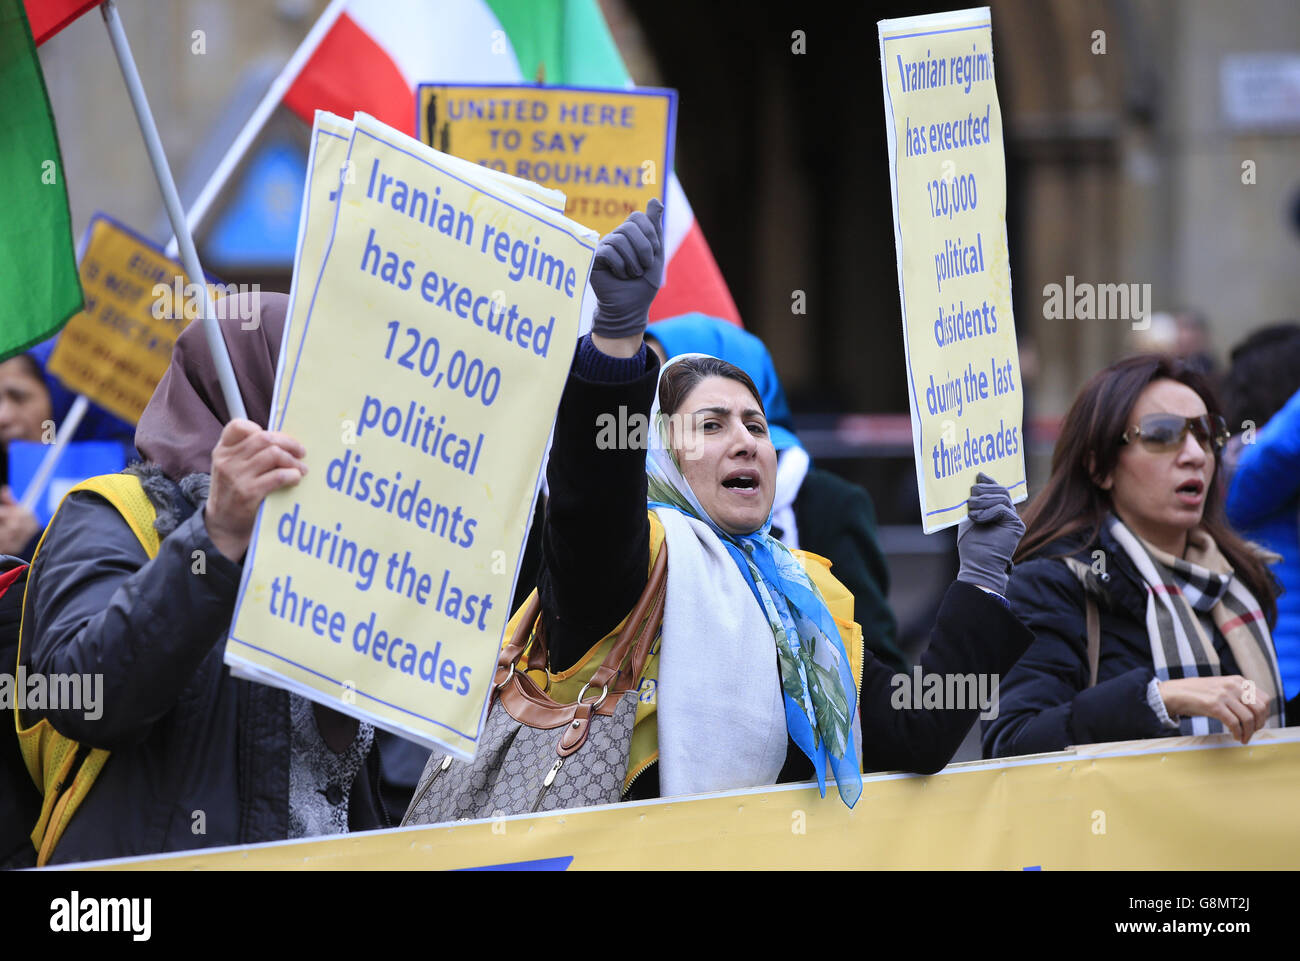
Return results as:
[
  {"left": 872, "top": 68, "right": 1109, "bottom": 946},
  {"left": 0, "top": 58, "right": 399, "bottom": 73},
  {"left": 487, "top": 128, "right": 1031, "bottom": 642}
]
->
[
  {"left": 18, "top": 471, "right": 385, "bottom": 864},
  {"left": 1, "top": 556, "right": 39, "bottom": 868},
  {"left": 983, "top": 524, "right": 1248, "bottom": 758},
  {"left": 539, "top": 337, "right": 1034, "bottom": 798},
  {"left": 793, "top": 468, "right": 905, "bottom": 674}
]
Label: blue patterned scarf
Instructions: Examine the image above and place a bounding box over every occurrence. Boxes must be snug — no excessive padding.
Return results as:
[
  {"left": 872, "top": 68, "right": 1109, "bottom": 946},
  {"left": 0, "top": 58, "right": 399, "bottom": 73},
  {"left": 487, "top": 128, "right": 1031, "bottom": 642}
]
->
[{"left": 647, "top": 354, "right": 862, "bottom": 807}]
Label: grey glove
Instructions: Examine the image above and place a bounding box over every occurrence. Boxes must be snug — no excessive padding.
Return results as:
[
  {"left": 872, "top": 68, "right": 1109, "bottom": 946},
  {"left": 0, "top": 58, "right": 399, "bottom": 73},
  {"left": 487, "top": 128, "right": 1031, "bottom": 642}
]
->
[
  {"left": 956, "top": 471, "right": 1025, "bottom": 596},
  {"left": 590, "top": 198, "right": 665, "bottom": 339}
]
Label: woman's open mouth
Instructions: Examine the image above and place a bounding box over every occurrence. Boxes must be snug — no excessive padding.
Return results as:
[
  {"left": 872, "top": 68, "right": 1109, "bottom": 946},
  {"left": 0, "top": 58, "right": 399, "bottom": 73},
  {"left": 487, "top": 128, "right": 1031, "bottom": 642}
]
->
[
  {"left": 721, "top": 469, "right": 761, "bottom": 496},
  {"left": 1175, "top": 478, "right": 1204, "bottom": 505}
]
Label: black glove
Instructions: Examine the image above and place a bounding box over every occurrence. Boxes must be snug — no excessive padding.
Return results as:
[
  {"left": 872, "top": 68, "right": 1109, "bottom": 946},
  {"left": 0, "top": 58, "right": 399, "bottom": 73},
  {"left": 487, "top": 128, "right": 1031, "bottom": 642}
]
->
[
  {"left": 590, "top": 198, "right": 664, "bottom": 340},
  {"left": 956, "top": 471, "right": 1025, "bottom": 596}
]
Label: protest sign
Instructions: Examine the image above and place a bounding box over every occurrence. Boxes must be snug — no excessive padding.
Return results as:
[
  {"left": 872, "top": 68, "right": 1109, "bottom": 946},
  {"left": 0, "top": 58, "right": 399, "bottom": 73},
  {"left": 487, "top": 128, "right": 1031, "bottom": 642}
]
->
[
  {"left": 878, "top": 8, "right": 1026, "bottom": 532},
  {"left": 417, "top": 84, "right": 676, "bottom": 235},
  {"left": 227, "top": 112, "right": 599, "bottom": 758},
  {"left": 45, "top": 215, "right": 236, "bottom": 425},
  {"left": 274, "top": 111, "right": 570, "bottom": 412}
]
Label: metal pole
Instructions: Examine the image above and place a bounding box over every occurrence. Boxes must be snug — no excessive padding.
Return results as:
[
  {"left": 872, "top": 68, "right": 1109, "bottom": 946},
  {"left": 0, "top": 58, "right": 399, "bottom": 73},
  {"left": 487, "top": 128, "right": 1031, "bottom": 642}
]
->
[
  {"left": 100, "top": 0, "right": 247, "bottom": 420},
  {"left": 18, "top": 395, "right": 90, "bottom": 513}
]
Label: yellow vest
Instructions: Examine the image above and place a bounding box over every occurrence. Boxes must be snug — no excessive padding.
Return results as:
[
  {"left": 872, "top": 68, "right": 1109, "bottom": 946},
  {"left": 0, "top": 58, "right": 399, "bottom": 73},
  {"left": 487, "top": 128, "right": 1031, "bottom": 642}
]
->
[
  {"left": 15, "top": 473, "right": 159, "bottom": 866},
  {"left": 504, "top": 511, "right": 866, "bottom": 795}
]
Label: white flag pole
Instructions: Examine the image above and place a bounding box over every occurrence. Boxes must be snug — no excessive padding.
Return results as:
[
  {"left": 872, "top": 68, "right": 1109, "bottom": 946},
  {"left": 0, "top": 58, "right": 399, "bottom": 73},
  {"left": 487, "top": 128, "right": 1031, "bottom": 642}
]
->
[
  {"left": 100, "top": 0, "right": 246, "bottom": 420},
  {"left": 163, "top": 0, "right": 349, "bottom": 259},
  {"left": 18, "top": 395, "right": 90, "bottom": 514}
]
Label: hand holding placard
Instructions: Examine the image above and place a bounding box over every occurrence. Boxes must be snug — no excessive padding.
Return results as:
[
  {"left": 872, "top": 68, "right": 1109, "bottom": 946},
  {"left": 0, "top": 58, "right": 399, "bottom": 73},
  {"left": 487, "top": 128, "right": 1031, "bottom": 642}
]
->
[
  {"left": 878, "top": 7, "right": 1027, "bottom": 532},
  {"left": 205, "top": 418, "right": 307, "bottom": 562},
  {"left": 226, "top": 112, "right": 601, "bottom": 758}
]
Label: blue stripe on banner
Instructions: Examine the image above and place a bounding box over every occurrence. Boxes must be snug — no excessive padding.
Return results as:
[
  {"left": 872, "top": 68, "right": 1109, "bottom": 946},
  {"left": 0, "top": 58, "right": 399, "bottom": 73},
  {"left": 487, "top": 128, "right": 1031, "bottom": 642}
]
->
[{"left": 458, "top": 856, "right": 575, "bottom": 871}]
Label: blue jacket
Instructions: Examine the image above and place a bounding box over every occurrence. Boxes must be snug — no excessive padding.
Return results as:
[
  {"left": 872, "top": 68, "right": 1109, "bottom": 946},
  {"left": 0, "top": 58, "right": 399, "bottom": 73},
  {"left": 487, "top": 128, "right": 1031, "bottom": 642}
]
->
[{"left": 1226, "top": 387, "right": 1300, "bottom": 700}]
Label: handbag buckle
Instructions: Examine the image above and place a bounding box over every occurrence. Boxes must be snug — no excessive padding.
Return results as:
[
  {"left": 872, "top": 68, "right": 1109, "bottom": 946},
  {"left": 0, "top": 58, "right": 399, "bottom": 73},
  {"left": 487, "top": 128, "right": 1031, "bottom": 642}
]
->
[
  {"left": 576, "top": 680, "right": 609, "bottom": 710},
  {"left": 494, "top": 662, "right": 515, "bottom": 691}
]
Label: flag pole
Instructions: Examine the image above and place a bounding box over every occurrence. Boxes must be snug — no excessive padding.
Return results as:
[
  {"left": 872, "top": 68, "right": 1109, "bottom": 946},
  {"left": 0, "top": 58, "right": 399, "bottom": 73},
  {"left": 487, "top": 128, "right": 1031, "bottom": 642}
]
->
[
  {"left": 163, "top": 0, "right": 349, "bottom": 259},
  {"left": 99, "top": 0, "right": 246, "bottom": 420},
  {"left": 18, "top": 395, "right": 89, "bottom": 514}
]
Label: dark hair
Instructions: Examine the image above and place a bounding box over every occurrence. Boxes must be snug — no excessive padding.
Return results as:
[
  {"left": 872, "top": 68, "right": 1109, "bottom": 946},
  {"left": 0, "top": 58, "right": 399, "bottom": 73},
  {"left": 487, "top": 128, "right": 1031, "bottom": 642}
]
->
[
  {"left": 1017, "top": 353, "right": 1276, "bottom": 625},
  {"left": 1222, "top": 322, "right": 1300, "bottom": 430},
  {"left": 11, "top": 353, "right": 46, "bottom": 386},
  {"left": 659, "top": 355, "right": 765, "bottom": 418}
]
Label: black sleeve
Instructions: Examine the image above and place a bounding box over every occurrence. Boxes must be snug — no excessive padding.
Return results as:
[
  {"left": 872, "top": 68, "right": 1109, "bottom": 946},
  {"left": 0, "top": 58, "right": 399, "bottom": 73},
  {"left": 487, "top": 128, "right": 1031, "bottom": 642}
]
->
[
  {"left": 21, "top": 490, "right": 244, "bottom": 749},
  {"left": 537, "top": 342, "right": 661, "bottom": 672},
  {"left": 860, "top": 580, "right": 1034, "bottom": 774},
  {"left": 795, "top": 469, "right": 904, "bottom": 674},
  {"left": 980, "top": 557, "right": 1168, "bottom": 758}
]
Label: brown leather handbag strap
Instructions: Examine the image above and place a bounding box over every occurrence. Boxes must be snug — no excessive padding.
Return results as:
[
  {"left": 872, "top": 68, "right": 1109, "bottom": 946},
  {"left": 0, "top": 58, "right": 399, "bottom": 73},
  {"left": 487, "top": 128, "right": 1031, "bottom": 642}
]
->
[
  {"left": 1085, "top": 592, "right": 1100, "bottom": 689},
  {"left": 1062, "top": 556, "right": 1102, "bottom": 689},
  {"left": 497, "top": 591, "right": 542, "bottom": 676},
  {"left": 626, "top": 545, "right": 668, "bottom": 683},
  {"left": 588, "top": 541, "right": 668, "bottom": 697},
  {"left": 495, "top": 540, "right": 667, "bottom": 731},
  {"left": 524, "top": 618, "right": 550, "bottom": 673}
]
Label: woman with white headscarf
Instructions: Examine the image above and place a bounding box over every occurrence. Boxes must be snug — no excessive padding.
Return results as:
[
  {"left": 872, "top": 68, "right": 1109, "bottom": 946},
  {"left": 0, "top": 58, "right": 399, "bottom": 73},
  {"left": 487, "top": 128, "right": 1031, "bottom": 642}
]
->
[{"left": 533, "top": 202, "right": 1034, "bottom": 805}]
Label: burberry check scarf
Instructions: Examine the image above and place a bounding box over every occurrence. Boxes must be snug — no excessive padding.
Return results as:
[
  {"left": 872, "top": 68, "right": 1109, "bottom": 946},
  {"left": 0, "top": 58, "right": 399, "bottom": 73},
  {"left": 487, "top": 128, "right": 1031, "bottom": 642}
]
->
[{"left": 1105, "top": 514, "right": 1284, "bottom": 735}]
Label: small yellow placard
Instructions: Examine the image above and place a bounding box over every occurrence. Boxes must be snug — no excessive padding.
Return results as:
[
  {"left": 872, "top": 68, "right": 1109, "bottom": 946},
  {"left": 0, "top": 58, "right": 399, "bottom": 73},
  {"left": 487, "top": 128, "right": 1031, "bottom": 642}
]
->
[
  {"left": 46, "top": 216, "right": 230, "bottom": 425},
  {"left": 417, "top": 83, "right": 676, "bottom": 235}
]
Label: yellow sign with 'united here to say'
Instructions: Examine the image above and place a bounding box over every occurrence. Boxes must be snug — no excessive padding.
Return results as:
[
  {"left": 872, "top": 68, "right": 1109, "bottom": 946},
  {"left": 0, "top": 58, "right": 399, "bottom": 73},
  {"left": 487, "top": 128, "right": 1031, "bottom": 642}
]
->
[{"left": 418, "top": 84, "right": 675, "bottom": 236}]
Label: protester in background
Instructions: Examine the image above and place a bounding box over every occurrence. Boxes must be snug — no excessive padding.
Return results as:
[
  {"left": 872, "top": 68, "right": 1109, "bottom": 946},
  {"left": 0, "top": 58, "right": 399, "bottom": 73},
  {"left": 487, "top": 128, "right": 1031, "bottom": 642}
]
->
[
  {"left": 16, "top": 293, "right": 386, "bottom": 864},
  {"left": 515, "top": 201, "right": 1032, "bottom": 804},
  {"left": 1130, "top": 308, "right": 1217, "bottom": 378},
  {"left": 0, "top": 338, "right": 135, "bottom": 558},
  {"left": 1223, "top": 323, "right": 1300, "bottom": 704},
  {"left": 643, "top": 313, "right": 904, "bottom": 673},
  {"left": 984, "top": 355, "right": 1288, "bottom": 760}
]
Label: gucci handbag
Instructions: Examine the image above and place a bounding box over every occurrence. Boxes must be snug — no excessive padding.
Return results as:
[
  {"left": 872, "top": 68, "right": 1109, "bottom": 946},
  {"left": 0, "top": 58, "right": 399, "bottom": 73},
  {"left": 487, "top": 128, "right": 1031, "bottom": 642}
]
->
[{"left": 402, "top": 542, "right": 666, "bottom": 824}]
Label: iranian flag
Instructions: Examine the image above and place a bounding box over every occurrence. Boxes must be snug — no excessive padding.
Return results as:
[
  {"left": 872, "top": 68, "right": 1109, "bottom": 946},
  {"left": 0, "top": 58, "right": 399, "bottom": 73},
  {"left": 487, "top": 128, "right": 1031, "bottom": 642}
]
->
[
  {"left": 24, "top": 0, "right": 101, "bottom": 46},
  {"left": 281, "top": 0, "right": 740, "bottom": 325},
  {"left": 0, "top": 0, "right": 85, "bottom": 360}
]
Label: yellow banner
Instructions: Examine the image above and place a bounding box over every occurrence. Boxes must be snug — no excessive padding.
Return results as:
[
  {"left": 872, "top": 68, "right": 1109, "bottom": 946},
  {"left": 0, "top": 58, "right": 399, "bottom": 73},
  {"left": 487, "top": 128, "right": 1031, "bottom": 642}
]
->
[
  {"left": 878, "top": 8, "right": 1026, "bottom": 532},
  {"left": 417, "top": 84, "right": 676, "bottom": 235},
  {"left": 86, "top": 731, "right": 1300, "bottom": 870},
  {"left": 227, "top": 112, "right": 598, "bottom": 758},
  {"left": 46, "top": 216, "right": 232, "bottom": 425}
]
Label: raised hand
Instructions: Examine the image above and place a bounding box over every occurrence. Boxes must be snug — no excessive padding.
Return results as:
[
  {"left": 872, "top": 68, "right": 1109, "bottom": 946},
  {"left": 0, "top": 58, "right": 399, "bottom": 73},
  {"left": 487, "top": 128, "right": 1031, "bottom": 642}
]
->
[
  {"left": 590, "top": 198, "right": 665, "bottom": 356},
  {"left": 956, "top": 471, "right": 1026, "bottom": 596}
]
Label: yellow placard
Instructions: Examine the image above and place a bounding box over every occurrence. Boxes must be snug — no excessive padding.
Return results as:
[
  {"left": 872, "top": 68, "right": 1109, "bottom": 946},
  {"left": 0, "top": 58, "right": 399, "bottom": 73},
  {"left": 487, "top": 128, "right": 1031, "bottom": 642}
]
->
[
  {"left": 83, "top": 730, "right": 1300, "bottom": 870},
  {"left": 417, "top": 83, "right": 676, "bottom": 235},
  {"left": 275, "top": 111, "right": 570, "bottom": 411},
  {"left": 878, "top": 8, "right": 1026, "bottom": 532},
  {"left": 45, "top": 216, "right": 229, "bottom": 425},
  {"left": 227, "top": 111, "right": 598, "bottom": 758}
]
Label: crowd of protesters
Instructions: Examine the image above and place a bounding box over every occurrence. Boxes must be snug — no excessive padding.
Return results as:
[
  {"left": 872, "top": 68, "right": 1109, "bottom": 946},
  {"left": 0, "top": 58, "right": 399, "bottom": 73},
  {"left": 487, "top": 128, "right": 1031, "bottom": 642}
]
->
[{"left": 4, "top": 203, "right": 1298, "bottom": 866}]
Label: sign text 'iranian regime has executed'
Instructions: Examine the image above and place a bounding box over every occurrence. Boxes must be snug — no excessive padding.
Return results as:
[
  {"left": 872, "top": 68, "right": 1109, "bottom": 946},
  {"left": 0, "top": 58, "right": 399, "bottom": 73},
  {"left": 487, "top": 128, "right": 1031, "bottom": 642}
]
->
[
  {"left": 879, "top": 7, "right": 1026, "bottom": 532},
  {"left": 418, "top": 84, "right": 675, "bottom": 236},
  {"left": 227, "top": 112, "right": 597, "bottom": 758}
]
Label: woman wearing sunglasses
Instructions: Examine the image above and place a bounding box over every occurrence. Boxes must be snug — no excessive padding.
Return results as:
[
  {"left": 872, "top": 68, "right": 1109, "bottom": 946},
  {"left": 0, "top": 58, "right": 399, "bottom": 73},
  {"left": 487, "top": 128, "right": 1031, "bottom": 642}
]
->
[{"left": 983, "top": 354, "right": 1289, "bottom": 758}]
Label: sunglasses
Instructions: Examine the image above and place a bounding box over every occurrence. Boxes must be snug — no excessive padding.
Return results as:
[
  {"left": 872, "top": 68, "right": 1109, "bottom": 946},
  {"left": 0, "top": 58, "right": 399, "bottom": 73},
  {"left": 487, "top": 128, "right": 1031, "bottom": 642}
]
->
[{"left": 1121, "top": 413, "right": 1230, "bottom": 453}]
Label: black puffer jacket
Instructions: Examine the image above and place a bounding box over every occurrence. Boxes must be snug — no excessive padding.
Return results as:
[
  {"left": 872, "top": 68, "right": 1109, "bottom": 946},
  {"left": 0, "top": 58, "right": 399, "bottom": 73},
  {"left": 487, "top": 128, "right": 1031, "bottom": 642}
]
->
[
  {"left": 18, "top": 467, "right": 385, "bottom": 864},
  {"left": 982, "top": 523, "right": 1249, "bottom": 758}
]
